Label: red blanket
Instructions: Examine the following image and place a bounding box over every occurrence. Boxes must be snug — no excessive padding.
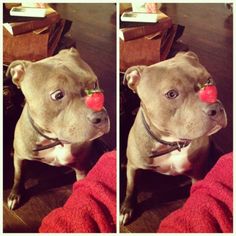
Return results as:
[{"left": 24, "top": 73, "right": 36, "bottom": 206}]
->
[
  {"left": 39, "top": 150, "right": 232, "bottom": 233},
  {"left": 158, "top": 152, "right": 233, "bottom": 233},
  {"left": 39, "top": 150, "right": 116, "bottom": 233}
]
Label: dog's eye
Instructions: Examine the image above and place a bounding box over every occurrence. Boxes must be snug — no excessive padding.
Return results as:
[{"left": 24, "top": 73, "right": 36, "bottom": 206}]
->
[
  {"left": 50, "top": 90, "right": 64, "bottom": 101},
  {"left": 165, "top": 90, "right": 179, "bottom": 99}
]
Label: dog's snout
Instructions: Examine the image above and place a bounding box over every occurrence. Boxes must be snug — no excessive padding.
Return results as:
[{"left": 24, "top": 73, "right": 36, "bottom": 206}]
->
[
  {"left": 204, "top": 102, "right": 224, "bottom": 117},
  {"left": 87, "top": 110, "right": 108, "bottom": 126}
]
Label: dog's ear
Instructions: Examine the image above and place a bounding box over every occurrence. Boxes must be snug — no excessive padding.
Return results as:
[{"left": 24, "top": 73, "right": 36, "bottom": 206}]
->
[
  {"left": 123, "top": 66, "right": 146, "bottom": 93},
  {"left": 6, "top": 60, "right": 31, "bottom": 88},
  {"left": 176, "top": 51, "right": 199, "bottom": 62}
]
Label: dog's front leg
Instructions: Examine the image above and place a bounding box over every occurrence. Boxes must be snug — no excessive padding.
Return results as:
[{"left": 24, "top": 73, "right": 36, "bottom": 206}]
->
[
  {"left": 120, "top": 161, "right": 137, "bottom": 225},
  {"left": 7, "top": 156, "right": 25, "bottom": 210}
]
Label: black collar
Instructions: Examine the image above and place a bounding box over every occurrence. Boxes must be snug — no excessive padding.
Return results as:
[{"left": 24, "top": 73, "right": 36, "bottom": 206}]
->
[
  {"left": 141, "top": 110, "right": 191, "bottom": 158},
  {"left": 27, "top": 108, "right": 64, "bottom": 152}
]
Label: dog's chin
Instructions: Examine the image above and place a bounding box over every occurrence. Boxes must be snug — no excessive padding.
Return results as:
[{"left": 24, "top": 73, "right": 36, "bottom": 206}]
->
[
  {"left": 89, "top": 129, "right": 109, "bottom": 141},
  {"left": 173, "top": 125, "right": 222, "bottom": 141},
  {"left": 89, "top": 131, "right": 105, "bottom": 141},
  {"left": 57, "top": 118, "right": 110, "bottom": 143},
  {"left": 89, "top": 121, "right": 110, "bottom": 141},
  {"left": 206, "top": 114, "right": 227, "bottom": 136},
  {"left": 179, "top": 115, "right": 227, "bottom": 140},
  {"left": 206, "top": 124, "right": 223, "bottom": 136},
  {"left": 180, "top": 124, "right": 223, "bottom": 140}
]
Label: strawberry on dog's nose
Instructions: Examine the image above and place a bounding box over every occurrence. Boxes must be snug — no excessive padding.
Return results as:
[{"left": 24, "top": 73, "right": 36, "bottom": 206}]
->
[
  {"left": 198, "top": 85, "right": 218, "bottom": 103},
  {"left": 85, "top": 90, "right": 104, "bottom": 111}
]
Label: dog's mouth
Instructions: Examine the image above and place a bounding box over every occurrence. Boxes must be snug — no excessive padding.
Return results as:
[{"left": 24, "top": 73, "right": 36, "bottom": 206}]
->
[
  {"left": 89, "top": 131, "right": 105, "bottom": 141},
  {"left": 54, "top": 116, "right": 110, "bottom": 144},
  {"left": 210, "top": 113, "right": 227, "bottom": 128},
  {"left": 207, "top": 112, "right": 227, "bottom": 136},
  {"left": 58, "top": 120, "right": 110, "bottom": 143},
  {"left": 89, "top": 117, "right": 110, "bottom": 141},
  {"left": 206, "top": 124, "right": 224, "bottom": 136}
]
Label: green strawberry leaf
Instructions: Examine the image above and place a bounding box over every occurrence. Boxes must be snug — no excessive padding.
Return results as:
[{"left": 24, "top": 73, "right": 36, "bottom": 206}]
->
[{"left": 85, "top": 89, "right": 104, "bottom": 96}]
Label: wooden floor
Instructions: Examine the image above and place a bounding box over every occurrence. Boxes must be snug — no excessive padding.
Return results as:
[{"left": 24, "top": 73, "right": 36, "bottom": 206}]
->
[
  {"left": 120, "top": 3, "right": 233, "bottom": 233},
  {"left": 3, "top": 4, "right": 116, "bottom": 233}
]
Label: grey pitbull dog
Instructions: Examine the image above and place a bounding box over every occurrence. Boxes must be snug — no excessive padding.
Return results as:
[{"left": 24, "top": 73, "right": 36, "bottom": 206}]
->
[
  {"left": 6, "top": 48, "right": 110, "bottom": 210},
  {"left": 120, "top": 51, "right": 227, "bottom": 225}
]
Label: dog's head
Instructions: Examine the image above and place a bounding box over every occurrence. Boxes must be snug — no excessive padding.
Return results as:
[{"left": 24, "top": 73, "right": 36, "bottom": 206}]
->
[
  {"left": 124, "top": 51, "right": 227, "bottom": 141},
  {"left": 7, "top": 48, "right": 110, "bottom": 143}
]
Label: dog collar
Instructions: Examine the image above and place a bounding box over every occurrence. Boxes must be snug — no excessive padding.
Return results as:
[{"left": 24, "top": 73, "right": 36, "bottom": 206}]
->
[
  {"left": 27, "top": 108, "right": 64, "bottom": 152},
  {"left": 140, "top": 109, "right": 191, "bottom": 158}
]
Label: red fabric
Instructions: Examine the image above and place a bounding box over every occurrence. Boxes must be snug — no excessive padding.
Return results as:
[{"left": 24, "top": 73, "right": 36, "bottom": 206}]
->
[
  {"left": 158, "top": 152, "right": 233, "bottom": 233},
  {"left": 39, "top": 150, "right": 116, "bottom": 233}
]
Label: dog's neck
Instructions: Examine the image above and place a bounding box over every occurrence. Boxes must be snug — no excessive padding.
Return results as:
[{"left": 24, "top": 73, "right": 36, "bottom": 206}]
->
[
  {"left": 27, "top": 106, "right": 64, "bottom": 151},
  {"left": 140, "top": 107, "right": 191, "bottom": 158}
]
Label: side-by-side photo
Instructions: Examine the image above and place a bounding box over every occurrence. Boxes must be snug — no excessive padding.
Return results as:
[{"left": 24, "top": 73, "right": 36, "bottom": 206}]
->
[
  {"left": 120, "top": 2, "right": 233, "bottom": 233},
  {"left": 2, "top": 1, "right": 234, "bottom": 234},
  {"left": 3, "top": 3, "right": 116, "bottom": 233}
]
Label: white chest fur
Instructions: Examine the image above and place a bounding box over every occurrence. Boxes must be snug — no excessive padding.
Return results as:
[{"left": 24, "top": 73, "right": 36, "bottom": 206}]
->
[
  {"left": 144, "top": 145, "right": 193, "bottom": 176},
  {"left": 34, "top": 143, "right": 75, "bottom": 166},
  {"left": 166, "top": 147, "right": 192, "bottom": 175}
]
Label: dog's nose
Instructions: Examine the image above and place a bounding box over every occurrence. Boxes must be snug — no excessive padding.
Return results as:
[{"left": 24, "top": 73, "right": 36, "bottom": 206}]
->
[
  {"left": 87, "top": 110, "right": 108, "bottom": 126},
  {"left": 204, "top": 102, "right": 224, "bottom": 117}
]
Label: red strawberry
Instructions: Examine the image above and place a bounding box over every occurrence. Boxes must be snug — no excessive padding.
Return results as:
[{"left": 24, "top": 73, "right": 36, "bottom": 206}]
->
[
  {"left": 85, "top": 91, "right": 104, "bottom": 111},
  {"left": 198, "top": 85, "right": 217, "bottom": 103}
]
